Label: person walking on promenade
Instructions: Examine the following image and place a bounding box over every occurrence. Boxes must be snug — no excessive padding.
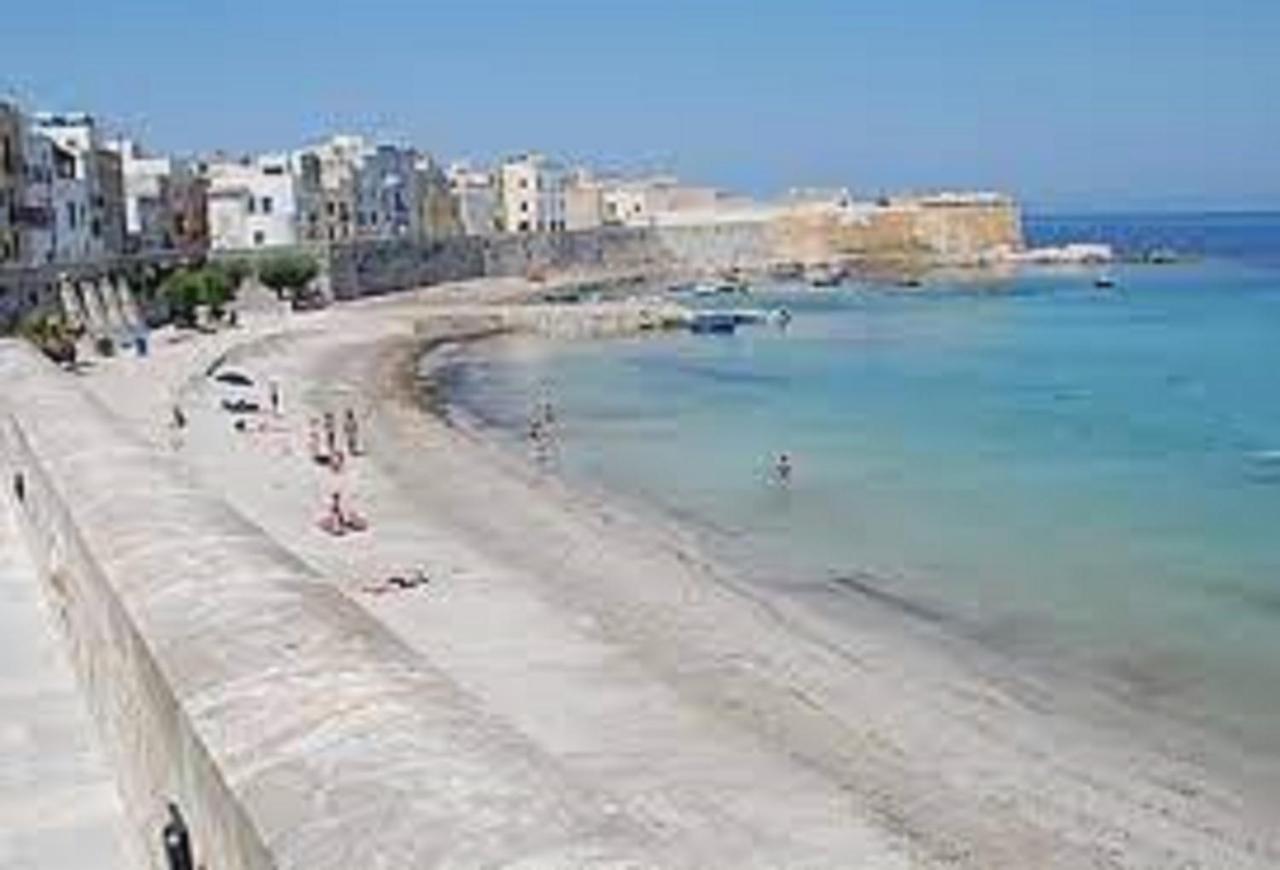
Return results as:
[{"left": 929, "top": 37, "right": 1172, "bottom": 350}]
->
[{"left": 269, "top": 380, "right": 282, "bottom": 416}]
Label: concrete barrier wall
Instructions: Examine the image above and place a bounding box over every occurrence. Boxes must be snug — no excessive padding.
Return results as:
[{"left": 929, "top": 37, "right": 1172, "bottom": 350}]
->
[{"left": 0, "top": 341, "right": 676, "bottom": 869}]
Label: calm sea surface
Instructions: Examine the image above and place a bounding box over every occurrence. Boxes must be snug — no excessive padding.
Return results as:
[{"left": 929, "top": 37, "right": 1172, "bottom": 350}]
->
[{"left": 446, "top": 213, "right": 1280, "bottom": 751}]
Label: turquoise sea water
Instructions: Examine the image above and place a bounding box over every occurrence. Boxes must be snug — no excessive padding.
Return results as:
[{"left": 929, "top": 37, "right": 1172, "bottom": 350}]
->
[{"left": 448, "top": 214, "right": 1280, "bottom": 752}]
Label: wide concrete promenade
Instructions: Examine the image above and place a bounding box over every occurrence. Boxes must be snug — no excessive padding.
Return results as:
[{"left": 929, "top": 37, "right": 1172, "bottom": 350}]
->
[
  {"left": 0, "top": 336, "right": 697, "bottom": 869},
  {"left": 0, "top": 494, "right": 132, "bottom": 868}
]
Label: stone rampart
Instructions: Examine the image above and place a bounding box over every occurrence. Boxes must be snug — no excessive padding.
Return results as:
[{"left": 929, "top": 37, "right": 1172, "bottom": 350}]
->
[
  {"left": 327, "top": 201, "right": 1021, "bottom": 301},
  {"left": 327, "top": 221, "right": 778, "bottom": 300},
  {"left": 0, "top": 340, "right": 678, "bottom": 869}
]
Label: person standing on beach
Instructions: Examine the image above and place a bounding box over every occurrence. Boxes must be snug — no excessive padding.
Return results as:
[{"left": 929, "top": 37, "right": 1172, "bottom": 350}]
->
[
  {"left": 308, "top": 417, "right": 324, "bottom": 464},
  {"left": 343, "top": 408, "right": 360, "bottom": 456},
  {"left": 269, "top": 380, "right": 282, "bottom": 416},
  {"left": 323, "top": 411, "right": 337, "bottom": 458}
]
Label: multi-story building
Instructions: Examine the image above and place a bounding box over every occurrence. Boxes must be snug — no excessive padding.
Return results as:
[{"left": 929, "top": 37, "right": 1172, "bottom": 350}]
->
[
  {"left": 108, "top": 139, "right": 209, "bottom": 252},
  {"left": 0, "top": 102, "right": 22, "bottom": 265},
  {"left": 92, "top": 147, "right": 127, "bottom": 256},
  {"left": 31, "top": 112, "right": 126, "bottom": 259},
  {"left": 564, "top": 167, "right": 604, "bottom": 231},
  {"left": 17, "top": 129, "right": 56, "bottom": 266},
  {"left": 203, "top": 154, "right": 304, "bottom": 250},
  {"left": 356, "top": 144, "right": 421, "bottom": 240},
  {"left": 295, "top": 134, "right": 363, "bottom": 243},
  {"left": 497, "top": 153, "right": 567, "bottom": 233},
  {"left": 416, "top": 155, "right": 462, "bottom": 240},
  {"left": 296, "top": 135, "right": 429, "bottom": 243},
  {"left": 448, "top": 163, "right": 497, "bottom": 236},
  {"left": 50, "top": 142, "right": 94, "bottom": 262}
]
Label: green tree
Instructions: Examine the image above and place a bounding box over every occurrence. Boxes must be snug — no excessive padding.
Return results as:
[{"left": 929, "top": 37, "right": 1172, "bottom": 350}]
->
[
  {"left": 257, "top": 252, "right": 318, "bottom": 300},
  {"left": 161, "top": 266, "right": 236, "bottom": 327},
  {"left": 19, "top": 314, "right": 77, "bottom": 366}
]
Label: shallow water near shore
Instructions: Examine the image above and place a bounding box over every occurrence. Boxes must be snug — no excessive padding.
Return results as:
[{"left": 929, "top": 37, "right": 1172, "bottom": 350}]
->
[{"left": 443, "top": 214, "right": 1280, "bottom": 766}]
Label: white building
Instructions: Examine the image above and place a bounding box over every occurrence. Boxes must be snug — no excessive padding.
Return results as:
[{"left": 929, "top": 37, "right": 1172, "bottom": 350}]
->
[
  {"left": 448, "top": 163, "right": 497, "bottom": 236},
  {"left": 203, "top": 154, "right": 303, "bottom": 250},
  {"left": 106, "top": 139, "right": 182, "bottom": 252},
  {"left": 497, "top": 153, "right": 567, "bottom": 233},
  {"left": 30, "top": 112, "right": 109, "bottom": 261},
  {"left": 601, "top": 176, "right": 722, "bottom": 227}
]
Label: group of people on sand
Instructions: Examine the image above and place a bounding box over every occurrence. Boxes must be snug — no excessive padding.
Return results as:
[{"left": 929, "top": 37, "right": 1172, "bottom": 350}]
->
[
  {"left": 309, "top": 408, "right": 362, "bottom": 472},
  {"left": 309, "top": 407, "right": 371, "bottom": 536}
]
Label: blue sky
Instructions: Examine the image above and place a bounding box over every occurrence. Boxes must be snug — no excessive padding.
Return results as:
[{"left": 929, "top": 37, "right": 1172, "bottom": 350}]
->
[{"left": 2, "top": 0, "right": 1277, "bottom": 211}]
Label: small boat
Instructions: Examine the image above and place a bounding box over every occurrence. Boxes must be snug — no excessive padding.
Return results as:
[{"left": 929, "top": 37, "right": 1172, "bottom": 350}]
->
[
  {"left": 692, "top": 279, "right": 748, "bottom": 296},
  {"left": 1094, "top": 274, "right": 1116, "bottom": 289},
  {"left": 806, "top": 265, "right": 844, "bottom": 287},
  {"left": 689, "top": 312, "right": 739, "bottom": 334},
  {"left": 896, "top": 276, "right": 923, "bottom": 288}
]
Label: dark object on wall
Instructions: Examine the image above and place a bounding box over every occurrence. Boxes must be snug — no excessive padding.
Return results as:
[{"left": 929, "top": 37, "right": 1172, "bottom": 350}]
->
[{"left": 162, "top": 802, "right": 194, "bottom": 870}]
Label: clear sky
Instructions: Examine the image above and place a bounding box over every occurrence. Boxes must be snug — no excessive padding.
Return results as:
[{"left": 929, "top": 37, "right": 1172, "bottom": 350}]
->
[{"left": 2, "top": 0, "right": 1276, "bottom": 211}]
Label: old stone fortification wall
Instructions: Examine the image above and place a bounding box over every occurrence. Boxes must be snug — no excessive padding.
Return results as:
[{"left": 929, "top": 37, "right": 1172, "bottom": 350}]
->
[
  {"left": 327, "top": 203, "right": 1021, "bottom": 300},
  {"left": 326, "top": 222, "right": 777, "bottom": 300},
  {"left": 0, "top": 340, "right": 678, "bottom": 869},
  {"left": 772, "top": 200, "right": 1023, "bottom": 264}
]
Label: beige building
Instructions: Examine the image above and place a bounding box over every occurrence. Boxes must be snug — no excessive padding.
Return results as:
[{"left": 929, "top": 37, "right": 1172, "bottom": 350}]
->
[
  {"left": 448, "top": 163, "right": 498, "bottom": 236},
  {"left": 497, "top": 153, "right": 567, "bottom": 233},
  {"left": 416, "top": 155, "right": 462, "bottom": 240},
  {"left": 295, "top": 134, "right": 364, "bottom": 243},
  {"left": 564, "top": 168, "right": 604, "bottom": 231},
  {"left": 601, "top": 176, "right": 721, "bottom": 227}
]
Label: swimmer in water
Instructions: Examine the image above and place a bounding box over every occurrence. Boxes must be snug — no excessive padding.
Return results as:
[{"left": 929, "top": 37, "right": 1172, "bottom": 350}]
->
[{"left": 775, "top": 452, "right": 793, "bottom": 484}]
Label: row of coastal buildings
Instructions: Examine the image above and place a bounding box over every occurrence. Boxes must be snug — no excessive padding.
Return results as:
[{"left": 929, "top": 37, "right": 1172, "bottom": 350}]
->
[
  {"left": 0, "top": 98, "right": 744, "bottom": 266},
  {"left": 1, "top": 97, "right": 1025, "bottom": 272}
]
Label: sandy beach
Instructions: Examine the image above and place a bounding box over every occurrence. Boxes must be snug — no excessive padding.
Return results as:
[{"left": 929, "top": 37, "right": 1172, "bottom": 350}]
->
[{"left": 78, "top": 278, "right": 1278, "bottom": 869}]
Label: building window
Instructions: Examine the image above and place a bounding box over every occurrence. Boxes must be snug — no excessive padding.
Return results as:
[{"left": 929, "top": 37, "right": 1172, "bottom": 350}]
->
[
  {"left": 247, "top": 198, "right": 256, "bottom": 214},
  {"left": 253, "top": 230, "right": 265, "bottom": 246},
  {"left": 261, "top": 196, "right": 273, "bottom": 214},
  {"left": 66, "top": 202, "right": 76, "bottom": 228},
  {"left": 517, "top": 220, "right": 529, "bottom": 232}
]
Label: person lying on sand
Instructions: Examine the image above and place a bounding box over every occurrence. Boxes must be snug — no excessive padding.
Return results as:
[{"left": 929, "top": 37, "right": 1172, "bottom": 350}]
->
[{"left": 361, "top": 570, "right": 430, "bottom": 595}]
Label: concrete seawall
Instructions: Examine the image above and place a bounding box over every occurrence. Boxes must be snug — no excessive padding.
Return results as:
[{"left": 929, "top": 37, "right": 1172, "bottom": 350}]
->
[{"left": 0, "top": 340, "right": 683, "bottom": 869}]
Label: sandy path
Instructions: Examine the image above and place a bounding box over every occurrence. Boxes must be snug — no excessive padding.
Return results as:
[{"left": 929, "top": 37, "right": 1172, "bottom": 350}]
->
[{"left": 81, "top": 282, "right": 1279, "bottom": 868}]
